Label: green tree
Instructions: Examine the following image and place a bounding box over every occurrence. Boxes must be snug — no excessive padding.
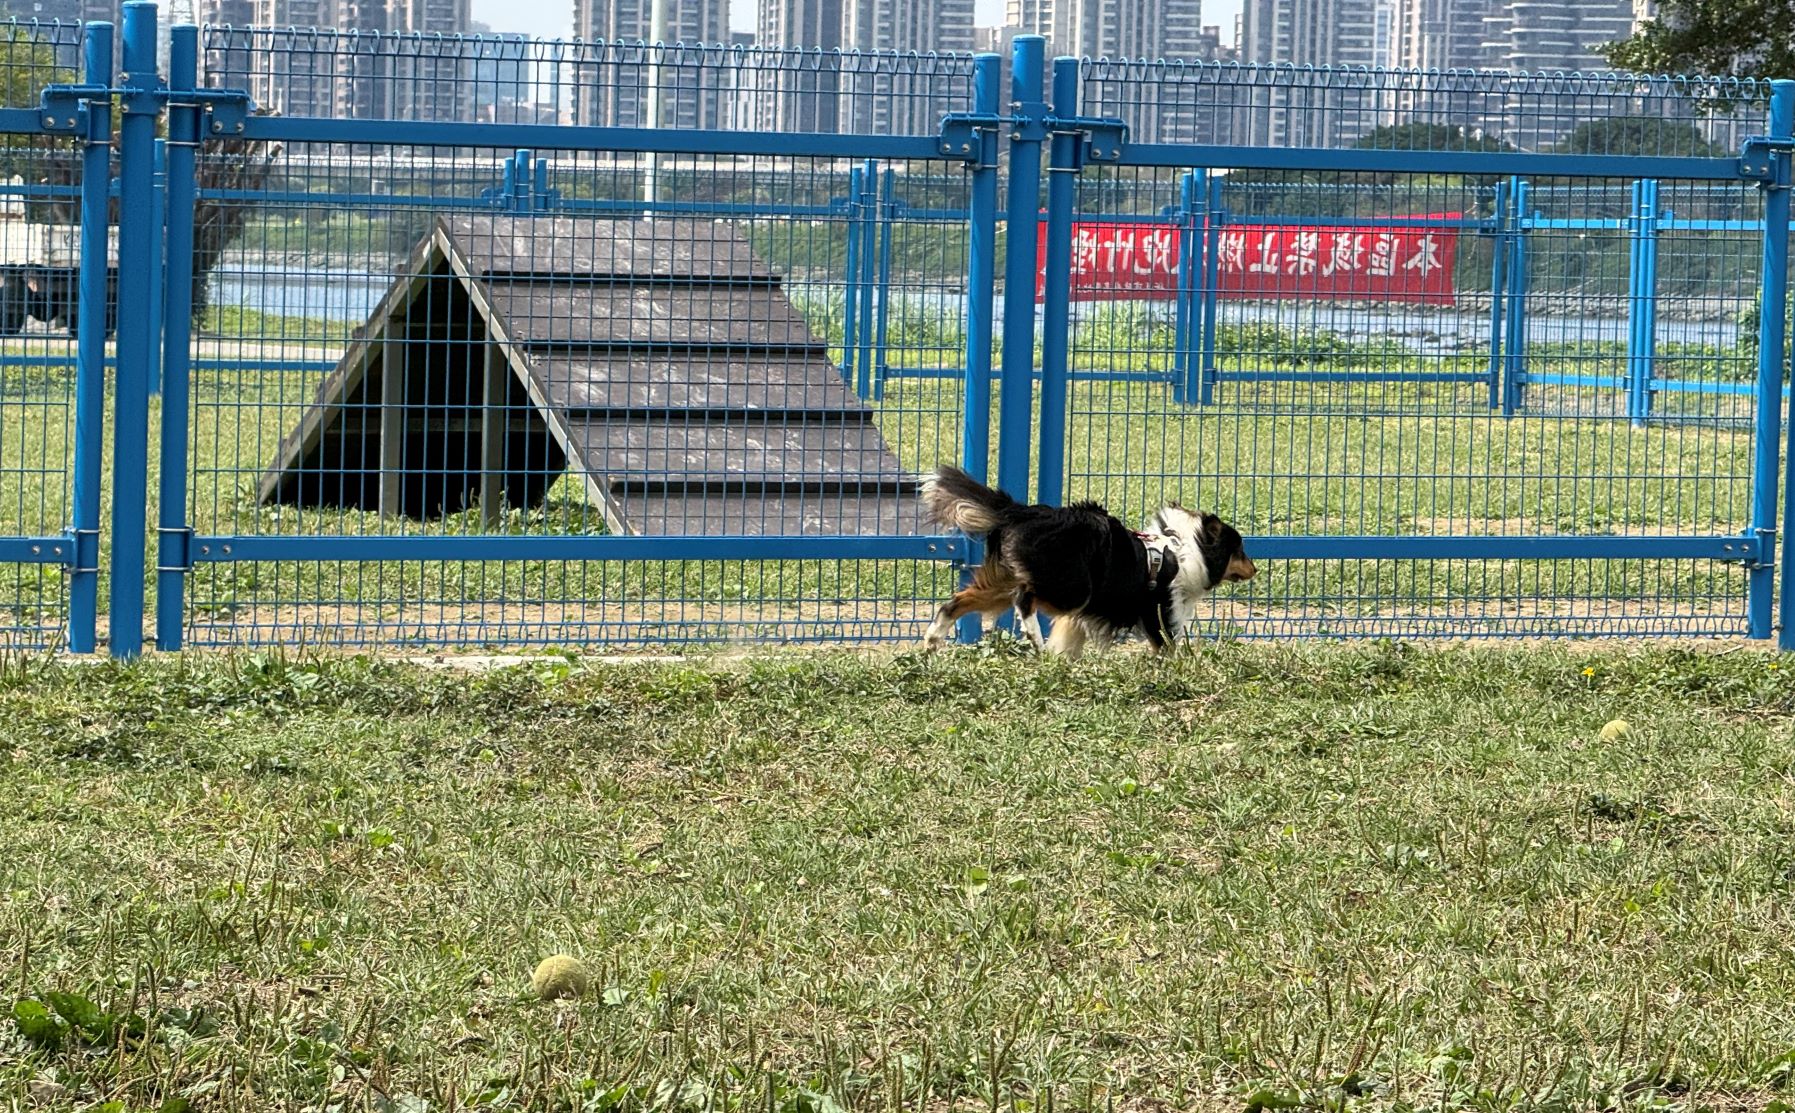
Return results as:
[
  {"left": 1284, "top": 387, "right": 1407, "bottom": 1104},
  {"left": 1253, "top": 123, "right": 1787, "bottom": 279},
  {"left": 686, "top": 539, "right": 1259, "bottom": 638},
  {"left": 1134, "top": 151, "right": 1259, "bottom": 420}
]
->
[
  {"left": 1352, "top": 122, "right": 1515, "bottom": 153},
  {"left": 1601, "top": 0, "right": 1795, "bottom": 81},
  {"left": 0, "top": 26, "right": 279, "bottom": 321},
  {"left": 1349, "top": 122, "right": 1516, "bottom": 190},
  {"left": 1552, "top": 116, "right": 1724, "bottom": 156},
  {"left": 0, "top": 26, "right": 72, "bottom": 109},
  {"left": 0, "top": 27, "right": 75, "bottom": 178}
]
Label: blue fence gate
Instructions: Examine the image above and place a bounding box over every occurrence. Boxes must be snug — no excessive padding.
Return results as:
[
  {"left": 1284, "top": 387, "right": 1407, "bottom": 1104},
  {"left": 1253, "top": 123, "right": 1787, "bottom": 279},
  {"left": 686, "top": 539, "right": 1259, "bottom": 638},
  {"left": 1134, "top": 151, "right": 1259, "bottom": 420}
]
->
[{"left": 3, "top": 7, "right": 1795, "bottom": 654}]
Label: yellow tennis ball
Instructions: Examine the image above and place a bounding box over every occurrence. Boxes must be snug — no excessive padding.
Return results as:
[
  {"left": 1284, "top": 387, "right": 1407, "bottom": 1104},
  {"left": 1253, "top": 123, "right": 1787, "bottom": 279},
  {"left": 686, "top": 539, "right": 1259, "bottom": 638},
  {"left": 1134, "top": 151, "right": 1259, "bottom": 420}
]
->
[
  {"left": 1598, "top": 719, "right": 1630, "bottom": 742},
  {"left": 530, "top": 954, "right": 590, "bottom": 1001}
]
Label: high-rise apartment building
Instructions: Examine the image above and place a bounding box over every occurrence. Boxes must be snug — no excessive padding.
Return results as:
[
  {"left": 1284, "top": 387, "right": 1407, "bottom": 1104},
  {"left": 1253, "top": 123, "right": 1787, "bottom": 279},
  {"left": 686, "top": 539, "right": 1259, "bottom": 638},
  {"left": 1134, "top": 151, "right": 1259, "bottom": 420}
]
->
[
  {"left": 1480, "top": 0, "right": 1632, "bottom": 74},
  {"left": 470, "top": 22, "right": 557, "bottom": 124},
  {"left": 1240, "top": 0, "right": 1378, "bottom": 144},
  {"left": 1004, "top": 0, "right": 1222, "bottom": 143},
  {"left": 1384, "top": 0, "right": 1490, "bottom": 126},
  {"left": 754, "top": 0, "right": 844, "bottom": 132},
  {"left": 1005, "top": 0, "right": 1211, "bottom": 61},
  {"left": 200, "top": 0, "right": 472, "bottom": 120},
  {"left": 1476, "top": 0, "right": 1637, "bottom": 146},
  {"left": 389, "top": 0, "right": 472, "bottom": 121},
  {"left": 971, "top": 23, "right": 1021, "bottom": 55},
  {"left": 840, "top": 0, "right": 974, "bottom": 133},
  {"left": 569, "top": 0, "right": 729, "bottom": 128},
  {"left": 1372, "top": 0, "right": 1394, "bottom": 67},
  {"left": 1389, "top": 0, "right": 1486, "bottom": 71}
]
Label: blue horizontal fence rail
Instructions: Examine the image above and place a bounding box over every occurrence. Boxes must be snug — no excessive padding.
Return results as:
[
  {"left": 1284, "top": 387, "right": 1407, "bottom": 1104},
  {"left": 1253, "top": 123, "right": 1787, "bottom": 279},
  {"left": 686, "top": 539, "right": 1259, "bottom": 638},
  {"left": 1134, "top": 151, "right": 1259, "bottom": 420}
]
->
[{"left": 2, "top": 10, "right": 1793, "bottom": 651}]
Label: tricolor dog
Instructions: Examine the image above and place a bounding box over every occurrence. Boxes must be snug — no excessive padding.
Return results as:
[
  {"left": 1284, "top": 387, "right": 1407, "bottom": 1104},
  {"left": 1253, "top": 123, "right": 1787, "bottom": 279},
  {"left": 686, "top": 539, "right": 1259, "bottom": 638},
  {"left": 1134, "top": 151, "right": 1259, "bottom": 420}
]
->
[{"left": 920, "top": 465, "right": 1257, "bottom": 657}]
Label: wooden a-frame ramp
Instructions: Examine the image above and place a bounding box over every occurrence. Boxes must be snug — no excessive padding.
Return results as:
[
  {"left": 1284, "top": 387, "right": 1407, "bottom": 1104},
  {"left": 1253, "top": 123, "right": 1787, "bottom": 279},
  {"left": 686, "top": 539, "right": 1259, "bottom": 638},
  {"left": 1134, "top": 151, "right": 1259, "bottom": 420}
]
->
[{"left": 258, "top": 214, "right": 926, "bottom": 536}]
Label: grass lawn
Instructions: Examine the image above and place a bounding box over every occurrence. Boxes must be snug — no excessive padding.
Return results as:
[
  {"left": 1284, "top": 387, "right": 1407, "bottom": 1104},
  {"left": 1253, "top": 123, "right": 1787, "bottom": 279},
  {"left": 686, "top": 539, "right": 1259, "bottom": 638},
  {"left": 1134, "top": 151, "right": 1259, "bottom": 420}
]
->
[{"left": 3, "top": 643, "right": 1795, "bottom": 1110}]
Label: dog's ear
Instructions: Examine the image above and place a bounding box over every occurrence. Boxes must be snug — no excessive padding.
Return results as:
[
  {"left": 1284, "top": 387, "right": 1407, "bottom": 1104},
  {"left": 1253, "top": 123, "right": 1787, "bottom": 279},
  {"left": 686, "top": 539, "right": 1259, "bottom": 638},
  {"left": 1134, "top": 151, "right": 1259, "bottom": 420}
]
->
[{"left": 1200, "top": 513, "right": 1226, "bottom": 545}]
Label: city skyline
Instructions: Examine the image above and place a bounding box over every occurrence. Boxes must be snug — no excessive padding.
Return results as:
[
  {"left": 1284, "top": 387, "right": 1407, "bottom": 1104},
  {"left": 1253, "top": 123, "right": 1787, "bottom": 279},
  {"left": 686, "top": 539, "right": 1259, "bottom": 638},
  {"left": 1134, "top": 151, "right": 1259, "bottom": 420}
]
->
[
  {"left": 464, "top": 0, "right": 1017, "bottom": 45},
  {"left": 1007, "top": 0, "right": 1217, "bottom": 61}
]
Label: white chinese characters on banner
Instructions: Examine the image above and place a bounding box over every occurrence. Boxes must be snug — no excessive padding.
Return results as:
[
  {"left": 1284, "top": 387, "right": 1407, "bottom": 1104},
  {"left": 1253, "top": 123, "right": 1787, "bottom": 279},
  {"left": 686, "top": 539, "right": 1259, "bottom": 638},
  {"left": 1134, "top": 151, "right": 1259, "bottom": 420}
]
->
[
  {"left": 1323, "top": 234, "right": 1364, "bottom": 277},
  {"left": 1035, "top": 216, "right": 1461, "bottom": 305},
  {"left": 1404, "top": 234, "right": 1442, "bottom": 276}
]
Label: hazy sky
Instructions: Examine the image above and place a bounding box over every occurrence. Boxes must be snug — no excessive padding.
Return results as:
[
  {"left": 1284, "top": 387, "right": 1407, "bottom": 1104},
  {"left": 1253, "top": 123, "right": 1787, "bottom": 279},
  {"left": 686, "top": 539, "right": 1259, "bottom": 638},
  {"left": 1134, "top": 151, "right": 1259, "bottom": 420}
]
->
[{"left": 469, "top": 0, "right": 1244, "bottom": 53}]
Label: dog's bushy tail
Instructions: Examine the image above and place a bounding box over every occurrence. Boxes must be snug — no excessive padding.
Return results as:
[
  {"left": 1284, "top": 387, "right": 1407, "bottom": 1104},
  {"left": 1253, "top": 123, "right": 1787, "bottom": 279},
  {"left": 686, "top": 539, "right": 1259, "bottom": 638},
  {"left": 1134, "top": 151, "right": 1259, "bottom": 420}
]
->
[{"left": 920, "top": 465, "right": 1018, "bottom": 536}]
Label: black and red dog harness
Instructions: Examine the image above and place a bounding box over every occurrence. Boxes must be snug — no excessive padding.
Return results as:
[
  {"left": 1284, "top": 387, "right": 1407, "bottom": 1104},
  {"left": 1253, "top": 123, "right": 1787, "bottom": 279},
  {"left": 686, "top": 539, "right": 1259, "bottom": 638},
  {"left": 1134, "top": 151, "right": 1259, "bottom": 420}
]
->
[{"left": 1135, "top": 531, "right": 1181, "bottom": 647}]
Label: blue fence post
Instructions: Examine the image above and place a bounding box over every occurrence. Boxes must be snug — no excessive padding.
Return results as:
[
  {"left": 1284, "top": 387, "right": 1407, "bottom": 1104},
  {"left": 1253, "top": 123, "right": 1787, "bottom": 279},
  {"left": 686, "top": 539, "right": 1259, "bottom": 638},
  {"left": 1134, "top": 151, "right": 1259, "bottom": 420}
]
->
[
  {"left": 962, "top": 56, "right": 1000, "bottom": 483},
  {"left": 841, "top": 164, "right": 863, "bottom": 386},
  {"left": 154, "top": 24, "right": 199, "bottom": 653},
  {"left": 997, "top": 34, "right": 1046, "bottom": 503},
  {"left": 149, "top": 137, "right": 165, "bottom": 396},
  {"left": 957, "top": 52, "right": 1002, "bottom": 644},
  {"left": 67, "top": 19, "right": 114, "bottom": 655},
  {"left": 855, "top": 158, "right": 879, "bottom": 400},
  {"left": 1485, "top": 178, "right": 1509, "bottom": 410},
  {"left": 871, "top": 166, "right": 894, "bottom": 402},
  {"left": 1198, "top": 172, "right": 1222, "bottom": 405},
  {"left": 1172, "top": 169, "right": 1199, "bottom": 405},
  {"left": 1625, "top": 179, "right": 1663, "bottom": 427},
  {"left": 532, "top": 152, "right": 551, "bottom": 210},
  {"left": 499, "top": 150, "right": 518, "bottom": 208},
  {"left": 1625, "top": 179, "right": 1643, "bottom": 422},
  {"left": 1035, "top": 56, "right": 1080, "bottom": 509},
  {"left": 515, "top": 149, "right": 534, "bottom": 211},
  {"left": 107, "top": 0, "right": 159, "bottom": 659},
  {"left": 1638, "top": 179, "right": 1661, "bottom": 424},
  {"left": 1500, "top": 177, "right": 1530, "bottom": 417},
  {"left": 1757, "top": 81, "right": 1794, "bottom": 644}
]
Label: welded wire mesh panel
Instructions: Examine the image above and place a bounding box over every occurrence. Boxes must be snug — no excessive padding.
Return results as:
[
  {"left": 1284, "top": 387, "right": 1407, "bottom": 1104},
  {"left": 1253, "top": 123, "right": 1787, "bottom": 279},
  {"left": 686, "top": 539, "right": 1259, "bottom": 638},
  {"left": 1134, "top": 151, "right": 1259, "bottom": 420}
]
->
[
  {"left": 1080, "top": 61, "right": 1766, "bottom": 153},
  {"left": 181, "top": 142, "right": 976, "bottom": 648},
  {"left": 0, "top": 21, "right": 86, "bottom": 647},
  {"left": 1055, "top": 155, "right": 1767, "bottom": 638},
  {"left": 200, "top": 28, "right": 979, "bottom": 136},
  {"left": 1204, "top": 559, "right": 1753, "bottom": 639},
  {"left": 1520, "top": 181, "right": 1763, "bottom": 425}
]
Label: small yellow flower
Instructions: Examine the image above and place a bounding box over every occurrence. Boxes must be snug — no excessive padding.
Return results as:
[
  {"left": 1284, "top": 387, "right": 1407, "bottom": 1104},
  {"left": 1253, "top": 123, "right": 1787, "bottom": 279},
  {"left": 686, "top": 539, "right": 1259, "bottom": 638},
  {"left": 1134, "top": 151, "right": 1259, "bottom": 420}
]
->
[{"left": 1582, "top": 666, "right": 1596, "bottom": 677}]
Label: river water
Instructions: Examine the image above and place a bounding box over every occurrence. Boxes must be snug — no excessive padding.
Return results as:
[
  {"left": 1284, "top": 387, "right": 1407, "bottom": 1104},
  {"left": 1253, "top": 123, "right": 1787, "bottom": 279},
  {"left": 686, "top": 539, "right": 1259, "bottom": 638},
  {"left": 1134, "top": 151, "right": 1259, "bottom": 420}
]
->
[{"left": 206, "top": 267, "right": 1746, "bottom": 352}]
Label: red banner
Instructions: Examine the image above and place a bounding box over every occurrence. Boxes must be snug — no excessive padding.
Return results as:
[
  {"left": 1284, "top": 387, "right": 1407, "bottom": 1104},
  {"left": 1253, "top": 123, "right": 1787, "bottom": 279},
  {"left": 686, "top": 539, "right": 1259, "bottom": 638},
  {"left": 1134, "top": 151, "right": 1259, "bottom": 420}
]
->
[{"left": 1034, "top": 216, "right": 1461, "bottom": 305}]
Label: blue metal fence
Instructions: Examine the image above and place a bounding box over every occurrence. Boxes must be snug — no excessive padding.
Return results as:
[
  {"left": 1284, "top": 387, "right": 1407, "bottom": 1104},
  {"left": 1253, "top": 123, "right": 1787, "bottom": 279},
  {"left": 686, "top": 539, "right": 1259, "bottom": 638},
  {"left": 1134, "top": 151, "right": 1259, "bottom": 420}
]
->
[
  {"left": 170, "top": 11, "right": 993, "bottom": 650},
  {"left": 0, "top": 19, "right": 99, "bottom": 650},
  {"left": 0, "top": 7, "right": 1792, "bottom": 654},
  {"left": 1052, "top": 54, "right": 1786, "bottom": 641}
]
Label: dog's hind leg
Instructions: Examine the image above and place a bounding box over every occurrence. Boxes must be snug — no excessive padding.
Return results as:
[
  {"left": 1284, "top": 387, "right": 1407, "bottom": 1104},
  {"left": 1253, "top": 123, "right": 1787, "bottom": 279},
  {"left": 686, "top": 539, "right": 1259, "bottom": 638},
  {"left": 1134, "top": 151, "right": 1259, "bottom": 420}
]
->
[
  {"left": 1083, "top": 623, "right": 1116, "bottom": 654},
  {"left": 923, "top": 602, "right": 960, "bottom": 650},
  {"left": 1013, "top": 590, "right": 1046, "bottom": 649},
  {"left": 924, "top": 581, "right": 1016, "bottom": 651},
  {"left": 1045, "top": 615, "right": 1090, "bottom": 659}
]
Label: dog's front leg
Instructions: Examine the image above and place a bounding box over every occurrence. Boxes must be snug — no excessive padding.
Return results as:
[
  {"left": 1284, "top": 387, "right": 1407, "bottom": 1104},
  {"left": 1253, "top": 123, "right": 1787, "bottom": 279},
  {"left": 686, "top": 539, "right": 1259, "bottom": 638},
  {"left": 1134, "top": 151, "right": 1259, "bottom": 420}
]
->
[{"left": 1150, "top": 598, "right": 1181, "bottom": 653}]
